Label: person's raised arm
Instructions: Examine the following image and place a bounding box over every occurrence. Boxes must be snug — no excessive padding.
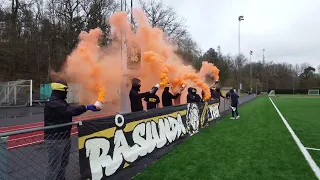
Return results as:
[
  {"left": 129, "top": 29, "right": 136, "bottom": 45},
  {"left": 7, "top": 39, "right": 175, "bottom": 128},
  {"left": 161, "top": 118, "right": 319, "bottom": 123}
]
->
[
  {"left": 61, "top": 103, "right": 101, "bottom": 117},
  {"left": 132, "top": 89, "right": 150, "bottom": 99},
  {"left": 196, "top": 95, "right": 203, "bottom": 102},
  {"left": 171, "top": 93, "right": 180, "bottom": 100},
  {"left": 56, "top": 104, "right": 87, "bottom": 117},
  {"left": 156, "top": 96, "right": 160, "bottom": 107}
]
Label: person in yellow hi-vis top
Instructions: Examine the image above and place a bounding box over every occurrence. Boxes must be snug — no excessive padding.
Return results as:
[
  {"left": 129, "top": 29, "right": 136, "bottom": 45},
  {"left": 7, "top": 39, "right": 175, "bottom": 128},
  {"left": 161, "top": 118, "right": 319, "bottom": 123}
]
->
[{"left": 44, "top": 80, "right": 100, "bottom": 180}]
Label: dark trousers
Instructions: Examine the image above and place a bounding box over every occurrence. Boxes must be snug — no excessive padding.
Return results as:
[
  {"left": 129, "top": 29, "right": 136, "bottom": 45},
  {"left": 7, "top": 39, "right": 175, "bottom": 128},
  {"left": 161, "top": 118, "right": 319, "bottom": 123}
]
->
[
  {"left": 46, "top": 137, "right": 71, "bottom": 180},
  {"left": 231, "top": 104, "right": 239, "bottom": 117}
]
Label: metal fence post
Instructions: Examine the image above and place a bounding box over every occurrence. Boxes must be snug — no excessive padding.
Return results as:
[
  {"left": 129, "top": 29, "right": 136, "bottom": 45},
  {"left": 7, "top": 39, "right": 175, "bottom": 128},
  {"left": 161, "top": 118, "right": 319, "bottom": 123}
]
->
[{"left": 0, "top": 136, "right": 8, "bottom": 180}]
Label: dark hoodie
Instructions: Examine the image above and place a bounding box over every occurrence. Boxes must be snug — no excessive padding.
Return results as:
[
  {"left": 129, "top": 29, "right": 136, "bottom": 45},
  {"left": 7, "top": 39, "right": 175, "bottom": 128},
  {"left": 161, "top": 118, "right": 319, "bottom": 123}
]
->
[
  {"left": 230, "top": 89, "right": 239, "bottom": 106},
  {"left": 129, "top": 78, "right": 150, "bottom": 112},
  {"left": 44, "top": 81, "right": 87, "bottom": 139},
  {"left": 187, "top": 87, "right": 202, "bottom": 103},
  {"left": 144, "top": 92, "right": 160, "bottom": 110},
  {"left": 212, "top": 88, "right": 225, "bottom": 101},
  {"left": 162, "top": 87, "right": 180, "bottom": 107}
]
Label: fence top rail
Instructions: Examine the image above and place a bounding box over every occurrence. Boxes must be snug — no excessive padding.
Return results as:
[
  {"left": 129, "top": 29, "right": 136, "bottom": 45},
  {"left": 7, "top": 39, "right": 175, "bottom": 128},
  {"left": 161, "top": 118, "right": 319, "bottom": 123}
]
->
[
  {"left": 0, "top": 95, "right": 255, "bottom": 138},
  {"left": 0, "top": 121, "right": 80, "bottom": 138}
]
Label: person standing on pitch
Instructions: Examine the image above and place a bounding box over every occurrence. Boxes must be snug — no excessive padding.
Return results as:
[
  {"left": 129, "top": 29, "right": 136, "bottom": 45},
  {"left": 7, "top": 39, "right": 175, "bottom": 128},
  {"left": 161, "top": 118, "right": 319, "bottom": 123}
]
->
[
  {"left": 162, "top": 83, "right": 182, "bottom": 107},
  {"left": 144, "top": 87, "right": 160, "bottom": 109},
  {"left": 44, "top": 80, "right": 100, "bottom": 180},
  {"left": 229, "top": 89, "right": 240, "bottom": 119}
]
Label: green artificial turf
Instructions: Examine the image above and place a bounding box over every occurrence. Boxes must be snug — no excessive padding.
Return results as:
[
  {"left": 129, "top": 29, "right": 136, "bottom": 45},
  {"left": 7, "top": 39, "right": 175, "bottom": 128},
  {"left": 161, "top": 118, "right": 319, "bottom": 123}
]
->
[
  {"left": 271, "top": 96, "right": 320, "bottom": 148},
  {"left": 134, "top": 97, "right": 318, "bottom": 180},
  {"left": 271, "top": 96, "right": 320, "bottom": 171}
]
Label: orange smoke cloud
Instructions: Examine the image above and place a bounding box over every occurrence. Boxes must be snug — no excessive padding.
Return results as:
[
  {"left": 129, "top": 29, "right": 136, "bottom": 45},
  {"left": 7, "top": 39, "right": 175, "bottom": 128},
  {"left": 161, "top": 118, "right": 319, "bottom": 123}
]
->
[
  {"left": 109, "top": 10, "right": 178, "bottom": 91},
  {"left": 63, "top": 29, "right": 106, "bottom": 103},
  {"left": 182, "top": 73, "right": 211, "bottom": 100},
  {"left": 55, "top": 8, "right": 220, "bottom": 111},
  {"left": 199, "top": 61, "right": 220, "bottom": 82},
  {"left": 142, "top": 51, "right": 169, "bottom": 88}
]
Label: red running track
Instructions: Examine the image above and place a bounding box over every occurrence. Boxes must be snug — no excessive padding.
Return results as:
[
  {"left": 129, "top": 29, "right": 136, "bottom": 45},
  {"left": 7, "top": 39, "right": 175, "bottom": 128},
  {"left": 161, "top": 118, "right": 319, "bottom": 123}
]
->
[{"left": 1, "top": 113, "right": 114, "bottom": 150}]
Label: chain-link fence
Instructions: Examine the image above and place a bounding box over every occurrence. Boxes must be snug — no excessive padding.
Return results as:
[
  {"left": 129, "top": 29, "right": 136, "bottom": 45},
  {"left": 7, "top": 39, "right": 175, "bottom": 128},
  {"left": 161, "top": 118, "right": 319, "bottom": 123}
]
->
[
  {"left": 0, "top": 123, "right": 80, "bottom": 180},
  {"left": 0, "top": 94, "right": 256, "bottom": 180},
  {"left": 219, "top": 94, "right": 256, "bottom": 113}
]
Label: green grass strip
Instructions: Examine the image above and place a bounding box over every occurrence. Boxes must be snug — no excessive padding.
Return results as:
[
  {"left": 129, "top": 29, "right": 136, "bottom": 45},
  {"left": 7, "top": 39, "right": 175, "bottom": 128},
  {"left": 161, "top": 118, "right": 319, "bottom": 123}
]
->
[{"left": 134, "top": 97, "right": 317, "bottom": 180}]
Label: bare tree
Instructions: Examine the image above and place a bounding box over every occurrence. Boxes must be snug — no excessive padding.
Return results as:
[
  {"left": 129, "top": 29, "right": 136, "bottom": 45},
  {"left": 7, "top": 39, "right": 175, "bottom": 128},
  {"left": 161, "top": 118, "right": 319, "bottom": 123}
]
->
[{"left": 139, "top": 0, "right": 186, "bottom": 41}]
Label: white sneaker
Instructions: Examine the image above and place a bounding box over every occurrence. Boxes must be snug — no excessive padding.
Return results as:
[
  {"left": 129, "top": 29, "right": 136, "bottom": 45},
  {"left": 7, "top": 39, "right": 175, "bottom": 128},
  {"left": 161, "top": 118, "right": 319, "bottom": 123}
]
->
[
  {"left": 236, "top": 116, "right": 240, "bottom": 119},
  {"left": 230, "top": 117, "right": 235, "bottom": 120}
]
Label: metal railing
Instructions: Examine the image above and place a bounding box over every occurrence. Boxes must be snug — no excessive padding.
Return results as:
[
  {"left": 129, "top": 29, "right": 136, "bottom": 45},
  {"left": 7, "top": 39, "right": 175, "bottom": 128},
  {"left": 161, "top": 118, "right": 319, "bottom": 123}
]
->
[
  {"left": 0, "top": 122, "right": 80, "bottom": 180},
  {"left": 0, "top": 94, "right": 256, "bottom": 180}
]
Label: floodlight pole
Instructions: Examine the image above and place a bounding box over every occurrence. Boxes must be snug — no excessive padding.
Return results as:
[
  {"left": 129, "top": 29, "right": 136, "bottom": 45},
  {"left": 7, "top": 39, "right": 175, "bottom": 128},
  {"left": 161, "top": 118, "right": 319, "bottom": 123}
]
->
[
  {"left": 120, "top": 0, "right": 130, "bottom": 113},
  {"left": 262, "top": 48, "right": 269, "bottom": 92},
  {"left": 238, "top": 16, "right": 244, "bottom": 54},
  {"left": 250, "top": 50, "right": 253, "bottom": 92},
  {"left": 238, "top": 15, "right": 244, "bottom": 94}
]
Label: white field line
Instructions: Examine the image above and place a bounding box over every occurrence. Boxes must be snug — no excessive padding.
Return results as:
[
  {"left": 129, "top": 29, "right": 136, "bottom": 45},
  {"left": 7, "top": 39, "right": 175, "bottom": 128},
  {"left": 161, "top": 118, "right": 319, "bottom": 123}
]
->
[
  {"left": 306, "top": 147, "right": 320, "bottom": 151},
  {"left": 269, "top": 97, "right": 320, "bottom": 179}
]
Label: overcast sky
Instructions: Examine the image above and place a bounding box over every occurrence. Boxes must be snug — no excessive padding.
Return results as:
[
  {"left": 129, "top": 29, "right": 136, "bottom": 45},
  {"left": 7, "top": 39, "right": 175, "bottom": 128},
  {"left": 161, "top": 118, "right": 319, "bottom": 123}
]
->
[{"left": 158, "top": 0, "right": 320, "bottom": 69}]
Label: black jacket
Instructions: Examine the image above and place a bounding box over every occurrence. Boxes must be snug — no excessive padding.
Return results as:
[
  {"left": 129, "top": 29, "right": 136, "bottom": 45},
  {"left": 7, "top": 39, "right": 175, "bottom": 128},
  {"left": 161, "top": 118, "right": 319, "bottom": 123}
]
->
[
  {"left": 129, "top": 87, "right": 150, "bottom": 112},
  {"left": 187, "top": 87, "right": 202, "bottom": 103},
  {"left": 212, "top": 90, "right": 225, "bottom": 101},
  {"left": 230, "top": 92, "right": 239, "bottom": 106},
  {"left": 44, "top": 92, "right": 87, "bottom": 139},
  {"left": 162, "top": 87, "right": 180, "bottom": 107},
  {"left": 144, "top": 94, "right": 160, "bottom": 109}
]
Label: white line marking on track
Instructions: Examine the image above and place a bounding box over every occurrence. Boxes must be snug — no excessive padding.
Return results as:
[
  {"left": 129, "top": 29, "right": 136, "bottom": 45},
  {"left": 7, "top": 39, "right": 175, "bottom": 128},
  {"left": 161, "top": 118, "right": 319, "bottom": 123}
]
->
[
  {"left": 0, "top": 113, "right": 114, "bottom": 133},
  {"left": 269, "top": 97, "right": 320, "bottom": 179},
  {"left": 7, "top": 132, "right": 78, "bottom": 149},
  {"left": 306, "top": 147, "right": 320, "bottom": 151}
]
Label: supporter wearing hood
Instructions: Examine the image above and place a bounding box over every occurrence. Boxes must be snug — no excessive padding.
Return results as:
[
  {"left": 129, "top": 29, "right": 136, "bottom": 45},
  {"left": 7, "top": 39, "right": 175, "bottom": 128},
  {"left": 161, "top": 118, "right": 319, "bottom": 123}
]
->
[
  {"left": 210, "top": 87, "right": 216, "bottom": 100},
  {"left": 44, "top": 80, "right": 100, "bottom": 180},
  {"left": 230, "top": 88, "right": 240, "bottom": 119},
  {"left": 211, "top": 87, "right": 225, "bottom": 101},
  {"left": 187, "top": 87, "right": 202, "bottom": 103},
  {"left": 129, "top": 78, "right": 159, "bottom": 112},
  {"left": 44, "top": 80, "right": 100, "bottom": 134},
  {"left": 129, "top": 78, "right": 151, "bottom": 112},
  {"left": 162, "top": 84, "right": 181, "bottom": 107}
]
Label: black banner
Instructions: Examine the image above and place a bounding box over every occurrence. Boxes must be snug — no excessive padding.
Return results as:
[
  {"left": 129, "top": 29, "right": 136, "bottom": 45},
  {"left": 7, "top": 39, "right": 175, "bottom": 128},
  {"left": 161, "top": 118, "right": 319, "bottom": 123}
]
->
[{"left": 78, "top": 101, "right": 220, "bottom": 180}]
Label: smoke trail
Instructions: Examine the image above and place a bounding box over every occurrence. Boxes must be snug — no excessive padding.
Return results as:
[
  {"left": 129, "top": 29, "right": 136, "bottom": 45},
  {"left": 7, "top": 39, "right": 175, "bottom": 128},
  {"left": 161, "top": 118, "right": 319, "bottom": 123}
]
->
[
  {"left": 62, "top": 29, "right": 105, "bottom": 103},
  {"left": 141, "top": 51, "right": 167, "bottom": 86},
  {"left": 53, "top": 28, "right": 123, "bottom": 111},
  {"left": 199, "top": 61, "right": 220, "bottom": 82},
  {"left": 182, "top": 73, "right": 211, "bottom": 100},
  {"left": 54, "top": 8, "right": 220, "bottom": 110}
]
